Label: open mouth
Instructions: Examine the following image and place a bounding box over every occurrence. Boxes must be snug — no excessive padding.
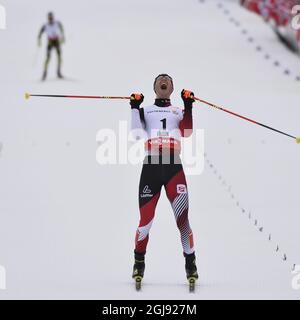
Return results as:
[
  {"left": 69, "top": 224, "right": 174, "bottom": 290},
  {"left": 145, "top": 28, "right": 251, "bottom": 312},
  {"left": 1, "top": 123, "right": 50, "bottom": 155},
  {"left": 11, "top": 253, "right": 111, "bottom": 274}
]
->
[{"left": 161, "top": 83, "right": 167, "bottom": 90}]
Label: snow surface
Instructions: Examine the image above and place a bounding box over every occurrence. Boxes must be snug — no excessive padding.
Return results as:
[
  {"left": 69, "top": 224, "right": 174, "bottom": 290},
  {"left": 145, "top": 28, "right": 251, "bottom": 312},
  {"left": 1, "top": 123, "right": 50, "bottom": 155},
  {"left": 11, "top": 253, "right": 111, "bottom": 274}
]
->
[{"left": 0, "top": 0, "right": 299, "bottom": 299}]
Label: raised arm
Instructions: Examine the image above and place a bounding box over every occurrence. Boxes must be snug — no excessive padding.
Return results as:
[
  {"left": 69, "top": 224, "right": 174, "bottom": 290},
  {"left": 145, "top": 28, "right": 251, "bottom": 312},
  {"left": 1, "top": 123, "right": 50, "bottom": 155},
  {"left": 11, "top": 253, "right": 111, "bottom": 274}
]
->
[
  {"left": 38, "top": 25, "right": 45, "bottom": 46},
  {"left": 179, "top": 89, "right": 194, "bottom": 138},
  {"left": 130, "top": 93, "right": 146, "bottom": 140}
]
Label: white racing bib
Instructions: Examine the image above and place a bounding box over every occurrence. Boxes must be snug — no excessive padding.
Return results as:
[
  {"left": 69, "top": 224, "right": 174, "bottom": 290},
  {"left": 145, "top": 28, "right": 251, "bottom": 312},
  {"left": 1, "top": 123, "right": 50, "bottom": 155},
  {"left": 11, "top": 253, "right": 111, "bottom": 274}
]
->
[
  {"left": 44, "top": 21, "right": 62, "bottom": 40},
  {"left": 143, "top": 105, "right": 183, "bottom": 153}
]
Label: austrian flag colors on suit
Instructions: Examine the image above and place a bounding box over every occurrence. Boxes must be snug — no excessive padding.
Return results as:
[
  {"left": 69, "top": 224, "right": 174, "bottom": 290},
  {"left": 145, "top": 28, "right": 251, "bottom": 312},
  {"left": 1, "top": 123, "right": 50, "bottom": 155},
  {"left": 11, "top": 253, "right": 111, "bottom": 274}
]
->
[
  {"left": 136, "top": 156, "right": 195, "bottom": 255},
  {"left": 130, "top": 76, "right": 199, "bottom": 289}
]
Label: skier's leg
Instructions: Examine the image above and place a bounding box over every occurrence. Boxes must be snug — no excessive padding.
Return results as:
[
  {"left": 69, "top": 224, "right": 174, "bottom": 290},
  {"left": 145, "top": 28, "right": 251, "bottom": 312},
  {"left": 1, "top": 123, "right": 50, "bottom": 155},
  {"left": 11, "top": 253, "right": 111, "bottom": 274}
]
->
[
  {"left": 135, "top": 160, "right": 162, "bottom": 254},
  {"left": 164, "top": 158, "right": 198, "bottom": 280},
  {"left": 133, "top": 159, "right": 162, "bottom": 280},
  {"left": 164, "top": 163, "right": 195, "bottom": 255},
  {"left": 43, "top": 42, "right": 52, "bottom": 80},
  {"left": 55, "top": 41, "right": 62, "bottom": 78}
]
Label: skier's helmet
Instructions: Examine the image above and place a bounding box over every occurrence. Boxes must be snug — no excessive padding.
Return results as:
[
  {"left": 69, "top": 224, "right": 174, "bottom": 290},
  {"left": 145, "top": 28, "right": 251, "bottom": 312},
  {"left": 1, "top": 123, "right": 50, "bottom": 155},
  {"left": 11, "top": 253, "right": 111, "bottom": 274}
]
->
[{"left": 153, "top": 74, "right": 174, "bottom": 98}]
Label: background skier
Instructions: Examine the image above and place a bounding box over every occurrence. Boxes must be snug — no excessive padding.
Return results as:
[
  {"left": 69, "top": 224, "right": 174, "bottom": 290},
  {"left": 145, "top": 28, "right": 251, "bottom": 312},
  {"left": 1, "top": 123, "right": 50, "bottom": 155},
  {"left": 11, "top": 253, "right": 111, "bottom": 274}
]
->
[{"left": 38, "top": 12, "right": 65, "bottom": 81}]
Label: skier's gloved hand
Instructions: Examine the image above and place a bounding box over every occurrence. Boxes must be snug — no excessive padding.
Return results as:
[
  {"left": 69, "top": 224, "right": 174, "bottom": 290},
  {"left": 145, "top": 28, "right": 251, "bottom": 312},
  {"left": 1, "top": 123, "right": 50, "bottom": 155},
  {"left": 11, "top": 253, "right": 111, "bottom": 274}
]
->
[
  {"left": 181, "top": 89, "right": 195, "bottom": 110},
  {"left": 130, "top": 93, "right": 144, "bottom": 109}
]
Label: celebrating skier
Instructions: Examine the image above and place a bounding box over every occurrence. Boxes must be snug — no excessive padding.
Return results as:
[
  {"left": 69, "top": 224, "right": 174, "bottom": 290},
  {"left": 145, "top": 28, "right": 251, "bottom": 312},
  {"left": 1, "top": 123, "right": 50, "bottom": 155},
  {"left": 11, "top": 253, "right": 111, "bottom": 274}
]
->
[
  {"left": 38, "top": 12, "right": 65, "bottom": 81},
  {"left": 130, "top": 74, "right": 199, "bottom": 290}
]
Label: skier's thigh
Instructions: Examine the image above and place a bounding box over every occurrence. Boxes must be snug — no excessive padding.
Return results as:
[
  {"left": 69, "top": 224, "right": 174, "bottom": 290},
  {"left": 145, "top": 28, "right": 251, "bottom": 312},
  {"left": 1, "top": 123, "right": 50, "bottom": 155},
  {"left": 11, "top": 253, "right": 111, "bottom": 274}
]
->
[{"left": 138, "top": 164, "right": 162, "bottom": 204}]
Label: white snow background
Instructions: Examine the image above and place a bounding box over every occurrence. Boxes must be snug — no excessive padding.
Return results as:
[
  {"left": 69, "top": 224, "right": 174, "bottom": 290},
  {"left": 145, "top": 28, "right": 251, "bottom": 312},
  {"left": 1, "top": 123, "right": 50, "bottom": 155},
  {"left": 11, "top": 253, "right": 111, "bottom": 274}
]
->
[{"left": 0, "top": 0, "right": 299, "bottom": 299}]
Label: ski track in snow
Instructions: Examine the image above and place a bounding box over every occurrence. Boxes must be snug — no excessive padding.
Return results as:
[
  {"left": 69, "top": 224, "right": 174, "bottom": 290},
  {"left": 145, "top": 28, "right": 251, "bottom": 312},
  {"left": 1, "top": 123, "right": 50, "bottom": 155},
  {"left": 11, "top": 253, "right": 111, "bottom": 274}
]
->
[
  {"left": 205, "top": 152, "right": 293, "bottom": 270},
  {"left": 201, "top": 0, "right": 300, "bottom": 266}
]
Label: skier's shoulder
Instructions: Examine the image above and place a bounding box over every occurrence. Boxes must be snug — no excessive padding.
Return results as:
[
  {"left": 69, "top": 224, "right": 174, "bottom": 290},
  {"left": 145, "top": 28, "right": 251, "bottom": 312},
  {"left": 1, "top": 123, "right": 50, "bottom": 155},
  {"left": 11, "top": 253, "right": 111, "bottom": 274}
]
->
[
  {"left": 143, "top": 104, "right": 182, "bottom": 110},
  {"left": 142, "top": 104, "right": 156, "bottom": 112},
  {"left": 46, "top": 20, "right": 62, "bottom": 28},
  {"left": 51, "top": 20, "right": 62, "bottom": 28},
  {"left": 143, "top": 104, "right": 169, "bottom": 115},
  {"left": 143, "top": 104, "right": 183, "bottom": 115},
  {"left": 170, "top": 105, "right": 183, "bottom": 111},
  {"left": 169, "top": 105, "right": 184, "bottom": 115}
]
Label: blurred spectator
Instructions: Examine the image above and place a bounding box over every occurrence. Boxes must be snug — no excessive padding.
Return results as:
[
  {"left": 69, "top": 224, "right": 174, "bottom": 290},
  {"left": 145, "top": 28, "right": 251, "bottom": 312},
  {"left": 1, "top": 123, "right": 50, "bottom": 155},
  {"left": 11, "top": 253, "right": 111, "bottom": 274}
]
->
[
  {"left": 241, "top": 0, "right": 300, "bottom": 51},
  {"left": 38, "top": 12, "right": 65, "bottom": 81}
]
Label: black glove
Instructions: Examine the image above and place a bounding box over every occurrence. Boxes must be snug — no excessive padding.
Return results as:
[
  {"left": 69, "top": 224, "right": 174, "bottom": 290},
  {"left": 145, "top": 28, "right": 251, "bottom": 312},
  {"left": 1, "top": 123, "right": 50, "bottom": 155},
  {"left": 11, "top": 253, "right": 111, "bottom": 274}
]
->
[
  {"left": 130, "top": 93, "right": 144, "bottom": 109},
  {"left": 181, "top": 89, "right": 195, "bottom": 110}
]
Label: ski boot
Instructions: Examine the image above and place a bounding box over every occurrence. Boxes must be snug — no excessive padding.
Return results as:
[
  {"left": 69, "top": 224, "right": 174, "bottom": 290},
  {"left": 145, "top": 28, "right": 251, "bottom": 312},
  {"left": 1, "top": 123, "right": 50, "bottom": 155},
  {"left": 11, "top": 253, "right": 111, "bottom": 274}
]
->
[
  {"left": 132, "top": 251, "right": 145, "bottom": 291},
  {"left": 185, "top": 252, "right": 199, "bottom": 292}
]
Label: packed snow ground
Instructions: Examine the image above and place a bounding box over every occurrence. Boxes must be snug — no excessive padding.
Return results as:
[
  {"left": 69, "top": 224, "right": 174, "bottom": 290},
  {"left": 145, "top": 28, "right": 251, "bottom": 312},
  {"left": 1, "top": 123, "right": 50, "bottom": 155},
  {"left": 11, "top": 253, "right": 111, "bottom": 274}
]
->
[{"left": 0, "top": 0, "right": 299, "bottom": 299}]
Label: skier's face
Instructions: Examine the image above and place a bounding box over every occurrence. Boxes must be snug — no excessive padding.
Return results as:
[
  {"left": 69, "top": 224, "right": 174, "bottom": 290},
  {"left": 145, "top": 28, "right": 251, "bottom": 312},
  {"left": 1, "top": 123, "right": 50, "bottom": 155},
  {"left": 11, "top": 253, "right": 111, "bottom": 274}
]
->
[
  {"left": 154, "top": 75, "right": 174, "bottom": 99},
  {"left": 48, "top": 14, "right": 54, "bottom": 24}
]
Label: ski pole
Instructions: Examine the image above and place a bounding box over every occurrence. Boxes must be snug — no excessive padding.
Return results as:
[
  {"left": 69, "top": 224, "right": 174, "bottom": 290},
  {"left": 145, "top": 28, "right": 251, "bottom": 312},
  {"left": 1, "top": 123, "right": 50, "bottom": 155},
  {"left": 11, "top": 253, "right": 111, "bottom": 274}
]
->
[
  {"left": 194, "top": 96, "right": 300, "bottom": 144},
  {"left": 25, "top": 93, "right": 131, "bottom": 100}
]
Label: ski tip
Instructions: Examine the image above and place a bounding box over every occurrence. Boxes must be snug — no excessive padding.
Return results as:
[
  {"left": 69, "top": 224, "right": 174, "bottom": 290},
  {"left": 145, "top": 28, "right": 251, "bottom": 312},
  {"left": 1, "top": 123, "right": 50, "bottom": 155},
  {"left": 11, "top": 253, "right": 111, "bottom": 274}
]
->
[
  {"left": 296, "top": 137, "right": 300, "bottom": 144},
  {"left": 25, "top": 93, "right": 31, "bottom": 100}
]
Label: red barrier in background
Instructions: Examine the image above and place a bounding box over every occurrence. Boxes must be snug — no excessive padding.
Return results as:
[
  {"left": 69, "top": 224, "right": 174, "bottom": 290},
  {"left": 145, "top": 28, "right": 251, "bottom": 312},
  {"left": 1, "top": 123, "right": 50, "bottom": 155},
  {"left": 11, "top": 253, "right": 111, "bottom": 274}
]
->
[{"left": 241, "top": 0, "right": 300, "bottom": 47}]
